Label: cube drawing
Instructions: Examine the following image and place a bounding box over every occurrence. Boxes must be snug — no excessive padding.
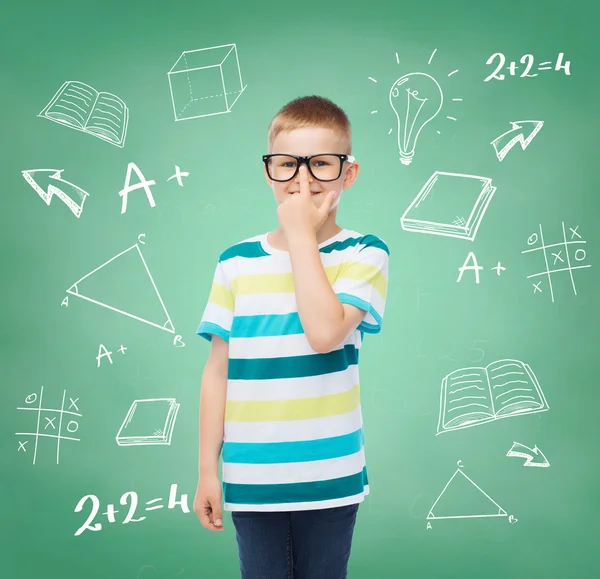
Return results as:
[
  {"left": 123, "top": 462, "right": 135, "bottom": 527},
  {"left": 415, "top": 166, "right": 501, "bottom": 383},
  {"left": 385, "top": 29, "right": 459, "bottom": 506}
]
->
[{"left": 168, "top": 43, "right": 246, "bottom": 121}]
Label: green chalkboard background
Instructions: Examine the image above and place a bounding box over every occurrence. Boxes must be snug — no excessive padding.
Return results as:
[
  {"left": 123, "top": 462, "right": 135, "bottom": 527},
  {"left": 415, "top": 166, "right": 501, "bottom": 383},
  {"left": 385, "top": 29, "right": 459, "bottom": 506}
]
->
[{"left": 3, "top": 0, "right": 599, "bottom": 577}]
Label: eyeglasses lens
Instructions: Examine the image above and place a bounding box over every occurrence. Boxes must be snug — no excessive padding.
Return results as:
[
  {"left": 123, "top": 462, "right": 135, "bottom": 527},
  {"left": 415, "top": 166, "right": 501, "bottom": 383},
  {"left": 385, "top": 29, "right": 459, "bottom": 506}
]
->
[{"left": 267, "top": 155, "right": 342, "bottom": 182}]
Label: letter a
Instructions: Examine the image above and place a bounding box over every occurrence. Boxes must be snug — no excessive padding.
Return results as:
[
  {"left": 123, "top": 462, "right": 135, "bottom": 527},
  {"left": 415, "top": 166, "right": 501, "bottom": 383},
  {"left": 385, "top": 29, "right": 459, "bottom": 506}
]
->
[
  {"left": 119, "top": 162, "right": 157, "bottom": 214},
  {"left": 457, "top": 252, "right": 483, "bottom": 284},
  {"left": 97, "top": 344, "right": 114, "bottom": 367}
]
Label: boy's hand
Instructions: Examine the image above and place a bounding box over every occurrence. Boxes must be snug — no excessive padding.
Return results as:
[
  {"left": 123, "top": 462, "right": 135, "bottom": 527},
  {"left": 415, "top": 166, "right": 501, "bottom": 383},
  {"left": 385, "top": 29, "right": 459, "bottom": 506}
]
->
[
  {"left": 277, "top": 166, "right": 339, "bottom": 241},
  {"left": 194, "top": 476, "right": 225, "bottom": 532}
]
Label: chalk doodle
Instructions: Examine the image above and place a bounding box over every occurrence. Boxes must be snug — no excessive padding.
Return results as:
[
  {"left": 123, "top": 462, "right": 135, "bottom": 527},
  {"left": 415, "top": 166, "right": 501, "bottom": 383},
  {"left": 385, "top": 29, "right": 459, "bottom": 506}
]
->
[
  {"left": 427, "top": 465, "right": 509, "bottom": 522},
  {"left": 119, "top": 163, "right": 191, "bottom": 214},
  {"left": 39, "top": 80, "right": 128, "bottom": 147},
  {"left": 96, "top": 344, "right": 128, "bottom": 367},
  {"left": 368, "top": 48, "right": 463, "bottom": 164},
  {"left": 15, "top": 386, "right": 81, "bottom": 465},
  {"left": 506, "top": 442, "right": 550, "bottom": 467},
  {"left": 456, "top": 253, "right": 507, "bottom": 283},
  {"left": 521, "top": 222, "right": 591, "bottom": 303},
  {"left": 168, "top": 43, "right": 247, "bottom": 121},
  {"left": 74, "top": 483, "right": 190, "bottom": 536},
  {"left": 64, "top": 240, "right": 184, "bottom": 346},
  {"left": 401, "top": 171, "right": 496, "bottom": 241},
  {"left": 491, "top": 120, "right": 544, "bottom": 161},
  {"left": 21, "top": 169, "right": 89, "bottom": 218},
  {"left": 116, "top": 398, "right": 180, "bottom": 446},
  {"left": 437, "top": 359, "right": 549, "bottom": 435},
  {"left": 485, "top": 52, "right": 571, "bottom": 82}
]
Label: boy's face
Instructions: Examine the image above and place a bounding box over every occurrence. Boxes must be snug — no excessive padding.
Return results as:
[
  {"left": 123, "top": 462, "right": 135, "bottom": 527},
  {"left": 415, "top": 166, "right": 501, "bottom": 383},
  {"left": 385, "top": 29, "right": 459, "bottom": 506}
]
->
[{"left": 264, "top": 127, "right": 359, "bottom": 209}]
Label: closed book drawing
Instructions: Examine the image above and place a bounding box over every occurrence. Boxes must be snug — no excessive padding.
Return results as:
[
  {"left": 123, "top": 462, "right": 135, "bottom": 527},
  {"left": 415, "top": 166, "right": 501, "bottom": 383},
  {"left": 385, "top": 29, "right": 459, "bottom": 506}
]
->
[
  {"left": 116, "top": 398, "right": 180, "bottom": 446},
  {"left": 39, "top": 80, "right": 129, "bottom": 147},
  {"left": 401, "top": 171, "right": 496, "bottom": 241},
  {"left": 437, "top": 359, "right": 548, "bottom": 435}
]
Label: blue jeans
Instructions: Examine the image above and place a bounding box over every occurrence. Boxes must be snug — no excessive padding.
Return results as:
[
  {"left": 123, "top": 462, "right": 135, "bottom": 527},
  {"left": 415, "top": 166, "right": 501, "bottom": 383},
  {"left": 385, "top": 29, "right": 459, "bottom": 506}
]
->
[{"left": 231, "top": 503, "right": 360, "bottom": 579}]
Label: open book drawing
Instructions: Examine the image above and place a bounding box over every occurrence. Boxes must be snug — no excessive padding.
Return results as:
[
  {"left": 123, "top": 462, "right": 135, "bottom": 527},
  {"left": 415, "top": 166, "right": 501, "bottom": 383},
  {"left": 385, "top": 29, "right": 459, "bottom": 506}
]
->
[
  {"left": 39, "top": 80, "right": 129, "bottom": 147},
  {"left": 437, "top": 359, "right": 548, "bottom": 435},
  {"left": 401, "top": 171, "right": 496, "bottom": 241},
  {"left": 116, "top": 398, "right": 180, "bottom": 446}
]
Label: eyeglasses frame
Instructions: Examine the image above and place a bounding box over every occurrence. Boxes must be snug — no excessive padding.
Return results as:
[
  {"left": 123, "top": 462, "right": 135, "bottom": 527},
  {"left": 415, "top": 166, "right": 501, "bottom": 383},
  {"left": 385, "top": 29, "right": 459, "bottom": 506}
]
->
[{"left": 262, "top": 153, "right": 356, "bottom": 182}]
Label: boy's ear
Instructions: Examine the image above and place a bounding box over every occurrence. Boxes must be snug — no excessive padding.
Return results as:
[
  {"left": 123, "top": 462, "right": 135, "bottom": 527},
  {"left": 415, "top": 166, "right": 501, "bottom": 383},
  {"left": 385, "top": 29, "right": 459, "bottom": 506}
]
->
[{"left": 342, "top": 160, "right": 360, "bottom": 190}]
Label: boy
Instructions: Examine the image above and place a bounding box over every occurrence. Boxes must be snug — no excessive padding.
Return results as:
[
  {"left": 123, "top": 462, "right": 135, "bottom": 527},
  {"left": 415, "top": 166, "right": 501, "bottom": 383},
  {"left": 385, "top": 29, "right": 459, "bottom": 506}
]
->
[{"left": 194, "top": 95, "right": 390, "bottom": 579}]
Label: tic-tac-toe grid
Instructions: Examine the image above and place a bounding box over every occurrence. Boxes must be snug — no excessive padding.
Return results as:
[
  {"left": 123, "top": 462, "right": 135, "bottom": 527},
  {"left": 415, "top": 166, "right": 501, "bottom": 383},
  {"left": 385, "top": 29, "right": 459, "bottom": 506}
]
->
[
  {"left": 15, "top": 386, "right": 81, "bottom": 465},
  {"left": 521, "top": 221, "right": 591, "bottom": 303}
]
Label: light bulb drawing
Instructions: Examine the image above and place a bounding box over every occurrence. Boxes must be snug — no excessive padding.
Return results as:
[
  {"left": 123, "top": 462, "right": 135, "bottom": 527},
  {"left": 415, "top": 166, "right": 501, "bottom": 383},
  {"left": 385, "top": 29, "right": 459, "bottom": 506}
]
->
[
  {"left": 389, "top": 73, "right": 443, "bottom": 166},
  {"left": 368, "top": 48, "right": 463, "bottom": 166}
]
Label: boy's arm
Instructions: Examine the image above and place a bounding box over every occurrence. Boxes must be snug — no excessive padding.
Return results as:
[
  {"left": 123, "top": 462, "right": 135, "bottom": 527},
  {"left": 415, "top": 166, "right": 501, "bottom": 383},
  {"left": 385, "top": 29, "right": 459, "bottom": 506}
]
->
[
  {"left": 288, "top": 234, "right": 367, "bottom": 353},
  {"left": 199, "top": 335, "right": 229, "bottom": 478},
  {"left": 281, "top": 169, "right": 388, "bottom": 354}
]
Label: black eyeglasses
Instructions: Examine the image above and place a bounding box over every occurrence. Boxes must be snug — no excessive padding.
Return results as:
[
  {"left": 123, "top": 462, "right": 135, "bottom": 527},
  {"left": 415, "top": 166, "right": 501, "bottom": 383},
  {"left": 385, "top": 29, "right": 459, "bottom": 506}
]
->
[{"left": 262, "top": 153, "right": 356, "bottom": 182}]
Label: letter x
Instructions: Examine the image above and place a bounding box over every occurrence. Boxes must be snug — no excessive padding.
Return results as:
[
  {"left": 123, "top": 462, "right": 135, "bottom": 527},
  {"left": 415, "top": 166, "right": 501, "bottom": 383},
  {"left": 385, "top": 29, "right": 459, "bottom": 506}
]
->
[
  {"left": 533, "top": 281, "right": 543, "bottom": 294},
  {"left": 45, "top": 416, "right": 56, "bottom": 429},
  {"left": 552, "top": 251, "right": 564, "bottom": 264}
]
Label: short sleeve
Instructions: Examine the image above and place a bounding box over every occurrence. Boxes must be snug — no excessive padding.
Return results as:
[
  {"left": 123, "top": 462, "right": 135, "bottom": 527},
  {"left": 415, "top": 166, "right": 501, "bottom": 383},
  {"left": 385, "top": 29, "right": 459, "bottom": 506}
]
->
[
  {"left": 196, "top": 260, "right": 234, "bottom": 342},
  {"left": 332, "top": 235, "right": 389, "bottom": 334}
]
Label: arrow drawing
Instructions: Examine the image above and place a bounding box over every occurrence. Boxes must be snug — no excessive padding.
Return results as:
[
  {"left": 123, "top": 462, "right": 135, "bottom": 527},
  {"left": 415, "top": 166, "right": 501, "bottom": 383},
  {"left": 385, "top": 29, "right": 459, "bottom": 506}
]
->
[
  {"left": 506, "top": 441, "right": 550, "bottom": 467},
  {"left": 491, "top": 120, "right": 544, "bottom": 162},
  {"left": 21, "top": 169, "right": 89, "bottom": 218}
]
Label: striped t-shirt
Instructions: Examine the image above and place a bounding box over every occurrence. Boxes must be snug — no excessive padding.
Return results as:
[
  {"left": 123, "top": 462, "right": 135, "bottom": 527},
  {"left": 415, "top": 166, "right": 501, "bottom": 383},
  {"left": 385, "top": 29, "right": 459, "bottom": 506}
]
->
[{"left": 197, "top": 228, "right": 389, "bottom": 512}]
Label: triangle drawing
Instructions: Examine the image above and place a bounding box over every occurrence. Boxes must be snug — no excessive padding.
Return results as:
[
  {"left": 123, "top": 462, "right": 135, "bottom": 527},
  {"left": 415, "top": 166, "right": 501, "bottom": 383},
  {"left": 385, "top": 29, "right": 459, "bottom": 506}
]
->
[
  {"left": 427, "top": 468, "right": 507, "bottom": 520},
  {"left": 66, "top": 243, "right": 175, "bottom": 334}
]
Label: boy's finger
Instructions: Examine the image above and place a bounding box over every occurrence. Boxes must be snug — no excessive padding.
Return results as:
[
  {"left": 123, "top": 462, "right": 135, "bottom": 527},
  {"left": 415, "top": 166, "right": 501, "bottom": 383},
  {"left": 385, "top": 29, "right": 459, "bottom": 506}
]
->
[
  {"left": 319, "top": 190, "right": 337, "bottom": 216},
  {"left": 199, "top": 508, "right": 224, "bottom": 532},
  {"left": 298, "top": 165, "right": 310, "bottom": 196},
  {"left": 198, "top": 510, "right": 213, "bottom": 529}
]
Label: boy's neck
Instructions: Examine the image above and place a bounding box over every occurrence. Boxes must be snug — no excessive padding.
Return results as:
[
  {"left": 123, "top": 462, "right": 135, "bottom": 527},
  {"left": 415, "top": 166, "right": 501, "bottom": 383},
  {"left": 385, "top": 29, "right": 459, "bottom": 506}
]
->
[{"left": 268, "top": 222, "right": 343, "bottom": 252}]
